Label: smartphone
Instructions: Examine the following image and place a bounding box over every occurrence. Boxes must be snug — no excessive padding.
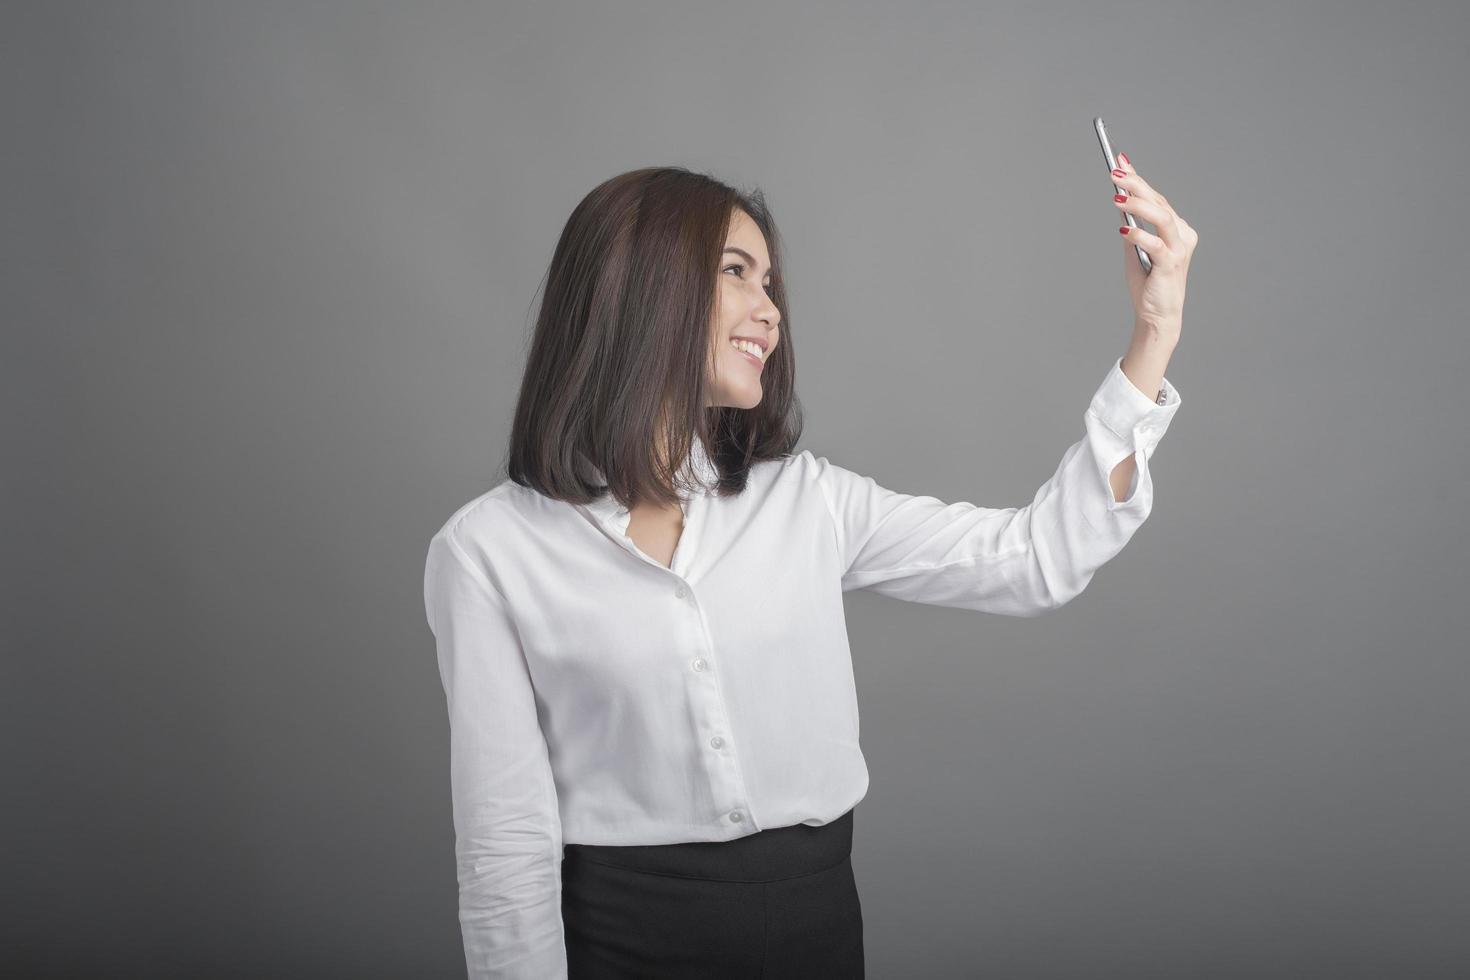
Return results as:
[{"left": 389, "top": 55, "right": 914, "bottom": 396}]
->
[{"left": 1093, "top": 116, "right": 1151, "bottom": 275}]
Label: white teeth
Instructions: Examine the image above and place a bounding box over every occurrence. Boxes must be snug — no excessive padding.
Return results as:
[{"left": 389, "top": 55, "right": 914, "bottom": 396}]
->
[{"left": 731, "top": 339, "right": 763, "bottom": 359}]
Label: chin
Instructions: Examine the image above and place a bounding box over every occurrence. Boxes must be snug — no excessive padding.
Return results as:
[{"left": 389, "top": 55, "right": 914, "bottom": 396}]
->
[{"left": 713, "top": 384, "right": 763, "bottom": 410}]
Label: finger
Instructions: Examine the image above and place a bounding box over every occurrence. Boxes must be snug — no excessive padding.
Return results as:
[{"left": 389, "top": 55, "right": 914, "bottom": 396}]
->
[
  {"left": 1111, "top": 165, "right": 1163, "bottom": 206},
  {"left": 1114, "top": 155, "right": 1185, "bottom": 251},
  {"left": 1119, "top": 222, "right": 1172, "bottom": 267},
  {"left": 1114, "top": 155, "right": 1174, "bottom": 216},
  {"left": 1113, "top": 192, "right": 1183, "bottom": 251}
]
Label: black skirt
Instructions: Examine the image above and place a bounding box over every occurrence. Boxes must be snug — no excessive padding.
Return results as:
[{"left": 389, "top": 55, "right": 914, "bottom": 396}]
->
[{"left": 562, "top": 807, "right": 864, "bottom": 979}]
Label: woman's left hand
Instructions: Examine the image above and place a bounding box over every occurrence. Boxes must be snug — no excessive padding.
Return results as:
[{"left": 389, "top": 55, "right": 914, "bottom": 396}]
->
[{"left": 1112, "top": 152, "right": 1199, "bottom": 345}]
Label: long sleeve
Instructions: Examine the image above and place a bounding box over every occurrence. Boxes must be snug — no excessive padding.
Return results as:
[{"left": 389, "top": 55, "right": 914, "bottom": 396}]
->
[
  {"left": 423, "top": 529, "right": 567, "bottom": 980},
  {"left": 810, "top": 355, "right": 1181, "bottom": 615}
]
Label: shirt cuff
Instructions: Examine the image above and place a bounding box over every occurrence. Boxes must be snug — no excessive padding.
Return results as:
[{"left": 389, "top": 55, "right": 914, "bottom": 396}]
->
[{"left": 1086, "top": 354, "right": 1182, "bottom": 462}]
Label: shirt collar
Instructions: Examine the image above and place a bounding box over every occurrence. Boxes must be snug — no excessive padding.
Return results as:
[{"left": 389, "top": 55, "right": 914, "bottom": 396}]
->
[{"left": 579, "top": 431, "right": 719, "bottom": 527}]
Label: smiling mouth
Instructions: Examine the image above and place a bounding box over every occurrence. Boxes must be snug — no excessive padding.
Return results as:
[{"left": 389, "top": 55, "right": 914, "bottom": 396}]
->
[{"left": 732, "top": 347, "right": 764, "bottom": 371}]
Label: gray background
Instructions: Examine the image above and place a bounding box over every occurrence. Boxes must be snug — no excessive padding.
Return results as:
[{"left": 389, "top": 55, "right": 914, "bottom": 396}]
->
[{"left": 6, "top": 1, "right": 1468, "bottom": 977}]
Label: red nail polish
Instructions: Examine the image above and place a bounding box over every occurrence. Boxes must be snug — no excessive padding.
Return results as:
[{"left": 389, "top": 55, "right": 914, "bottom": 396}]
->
[
  {"left": 1112, "top": 168, "right": 1126, "bottom": 178},
  {"left": 1119, "top": 226, "right": 1129, "bottom": 234},
  {"left": 1114, "top": 194, "right": 1127, "bottom": 202}
]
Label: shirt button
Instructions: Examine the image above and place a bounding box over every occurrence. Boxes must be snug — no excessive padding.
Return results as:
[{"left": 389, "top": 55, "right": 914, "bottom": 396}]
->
[
  {"left": 709, "top": 736, "right": 724, "bottom": 749},
  {"left": 728, "top": 810, "right": 743, "bottom": 823},
  {"left": 674, "top": 585, "right": 688, "bottom": 599},
  {"left": 692, "top": 658, "right": 707, "bottom": 672}
]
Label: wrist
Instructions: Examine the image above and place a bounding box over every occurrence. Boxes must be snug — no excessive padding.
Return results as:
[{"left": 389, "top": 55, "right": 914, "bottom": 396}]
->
[
  {"left": 1132, "top": 318, "right": 1181, "bottom": 350},
  {"left": 1121, "top": 330, "right": 1176, "bottom": 405}
]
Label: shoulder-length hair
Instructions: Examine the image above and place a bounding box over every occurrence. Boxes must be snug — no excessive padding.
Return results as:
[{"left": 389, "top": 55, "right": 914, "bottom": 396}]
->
[{"left": 506, "top": 166, "right": 803, "bottom": 509}]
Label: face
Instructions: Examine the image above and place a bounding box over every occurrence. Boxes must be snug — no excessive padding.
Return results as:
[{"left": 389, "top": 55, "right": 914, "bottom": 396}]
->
[{"left": 706, "top": 209, "right": 781, "bottom": 409}]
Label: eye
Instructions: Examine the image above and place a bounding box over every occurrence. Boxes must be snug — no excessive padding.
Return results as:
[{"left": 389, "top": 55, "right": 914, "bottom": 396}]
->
[{"left": 723, "top": 263, "right": 774, "bottom": 297}]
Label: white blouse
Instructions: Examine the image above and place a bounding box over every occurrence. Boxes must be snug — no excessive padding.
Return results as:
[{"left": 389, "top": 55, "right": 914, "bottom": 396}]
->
[{"left": 423, "top": 354, "right": 1182, "bottom": 978}]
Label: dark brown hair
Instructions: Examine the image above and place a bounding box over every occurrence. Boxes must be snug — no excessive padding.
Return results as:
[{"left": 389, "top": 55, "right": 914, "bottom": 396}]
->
[{"left": 506, "top": 166, "right": 803, "bottom": 509}]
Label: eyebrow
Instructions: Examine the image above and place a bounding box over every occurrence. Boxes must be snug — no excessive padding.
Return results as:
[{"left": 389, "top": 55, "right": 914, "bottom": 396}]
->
[{"left": 722, "top": 247, "right": 772, "bottom": 280}]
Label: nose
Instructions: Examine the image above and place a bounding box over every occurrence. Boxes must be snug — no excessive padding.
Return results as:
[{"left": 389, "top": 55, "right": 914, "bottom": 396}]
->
[{"left": 755, "top": 293, "right": 779, "bottom": 330}]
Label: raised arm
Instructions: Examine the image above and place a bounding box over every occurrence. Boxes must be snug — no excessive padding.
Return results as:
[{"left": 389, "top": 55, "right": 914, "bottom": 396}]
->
[
  {"left": 424, "top": 530, "right": 567, "bottom": 979},
  {"left": 810, "top": 355, "right": 1181, "bottom": 615}
]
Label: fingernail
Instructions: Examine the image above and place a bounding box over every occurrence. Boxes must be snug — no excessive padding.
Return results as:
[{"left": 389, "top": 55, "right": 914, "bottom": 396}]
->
[
  {"left": 1119, "top": 226, "right": 1129, "bottom": 234},
  {"left": 1119, "top": 151, "right": 1130, "bottom": 167},
  {"left": 1113, "top": 194, "right": 1127, "bottom": 203},
  {"left": 1112, "top": 168, "right": 1126, "bottom": 178}
]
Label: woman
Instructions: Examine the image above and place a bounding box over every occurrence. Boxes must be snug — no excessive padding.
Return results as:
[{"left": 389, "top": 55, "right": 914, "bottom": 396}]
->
[{"left": 423, "top": 163, "right": 1197, "bottom": 979}]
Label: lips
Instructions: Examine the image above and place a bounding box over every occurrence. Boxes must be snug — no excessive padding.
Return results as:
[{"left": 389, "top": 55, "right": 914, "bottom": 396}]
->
[{"left": 732, "top": 347, "right": 764, "bottom": 371}]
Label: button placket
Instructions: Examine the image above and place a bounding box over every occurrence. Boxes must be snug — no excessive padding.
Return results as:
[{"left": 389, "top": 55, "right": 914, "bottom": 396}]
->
[
  {"left": 678, "top": 589, "right": 753, "bottom": 831},
  {"left": 685, "top": 658, "right": 735, "bottom": 828}
]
